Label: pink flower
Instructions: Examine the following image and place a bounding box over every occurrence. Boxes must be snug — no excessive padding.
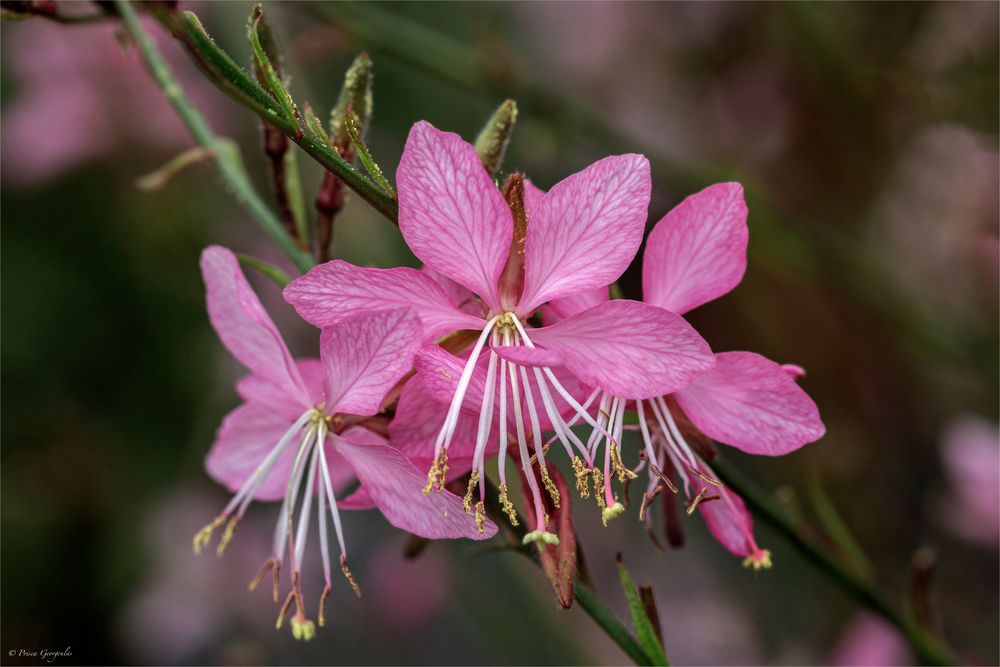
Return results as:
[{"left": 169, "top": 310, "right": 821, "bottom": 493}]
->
[
  {"left": 545, "top": 183, "right": 824, "bottom": 563},
  {"left": 285, "top": 121, "right": 715, "bottom": 545},
  {"left": 195, "top": 246, "right": 493, "bottom": 640}
]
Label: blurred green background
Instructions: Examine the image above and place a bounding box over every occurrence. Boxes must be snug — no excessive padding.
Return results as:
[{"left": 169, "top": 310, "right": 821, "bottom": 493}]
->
[{"left": 2, "top": 2, "right": 997, "bottom": 665}]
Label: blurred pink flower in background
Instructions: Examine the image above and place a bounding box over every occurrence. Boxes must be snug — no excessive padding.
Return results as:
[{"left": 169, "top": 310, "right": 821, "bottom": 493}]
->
[
  {"left": 827, "top": 613, "right": 911, "bottom": 667},
  {"left": 117, "top": 488, "right": 275, "bottom": 664},
  {"left": 1, "top": 16, "right": 227, "bottom": 187},
  {"left": 368, "top": 544, "right": 450, "bottom": 633},
  {"left": 939, "top": 415, "right": 1000, "bottom": 548}
]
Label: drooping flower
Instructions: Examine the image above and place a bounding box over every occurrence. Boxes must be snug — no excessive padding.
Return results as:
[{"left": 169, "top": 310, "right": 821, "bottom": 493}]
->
[
  {"left": 540, "top": 182, "right": 825, "bottom": 565},
  {"left": 284, "top": 121, "right": 715, "bottom": 546},
  {"left": 194, "top": 246, "right": 493, "bottom": 639}
]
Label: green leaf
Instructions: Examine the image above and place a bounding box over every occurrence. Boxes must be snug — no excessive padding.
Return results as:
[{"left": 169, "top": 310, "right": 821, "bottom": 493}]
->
[
  {"left": 134, "top": 146, "right": 216, "bottom": 192},
  {"left": 236, "top": 253, "right": 292, "bottom": 287},
  {"left": 248, "top": 9, "right": 299, "bottom": 132},
  {"left": 616, "top": 555, "right": 669, "bottom": 666},
  {"left": 345, "top": 111, "right": 395, "bottom": 199},
  {"left": 807, "top": 474, "right": 875, "bottom": 582}
]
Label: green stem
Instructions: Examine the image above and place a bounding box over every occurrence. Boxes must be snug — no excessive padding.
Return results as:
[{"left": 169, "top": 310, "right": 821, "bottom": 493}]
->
[
  {"left": 711, "top": 458, "right": 956, "bottom": 666},
  {"left": 480, "top": 480, "right": 656, "bottom": 666},
  {"left": 574, "top": 581, "right": 657, "bottom": 667},
  {"left": 169, "top": 10, "right": 399, "bottom": 225},
  {"left": 113, "top": 0, "right": 313, "bottom": 273}
]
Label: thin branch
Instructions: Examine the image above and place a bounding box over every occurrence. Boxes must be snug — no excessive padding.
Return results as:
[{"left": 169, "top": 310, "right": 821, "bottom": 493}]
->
[
  {"left": 113, "top": 0, "right": 313, "bottom": 273},
  {"left": 711, "top": 457, "right": 956, "bottom": 667}
]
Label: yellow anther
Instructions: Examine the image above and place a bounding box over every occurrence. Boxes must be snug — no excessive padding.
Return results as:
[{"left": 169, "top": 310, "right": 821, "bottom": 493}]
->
[
  {"left": 318, "top": 585, "right": 331, "bottom": 627},
  {"left": 540, "top": 467, "right": 561, "bottom": 508},
  {"left": 474, "top": 501, "right": 486, "bottom": 535},
  {"left": 340, "top": 555, "right": 362, "bottom": 598},
  {"left": 743, "top": 550, "right": 773, "bottom": 571},
  {"left": 685, "top": 487, "right": 720, "bottom": 515},
  {"left": 522, "top": 530, "right": 560, "bottom": 550},
  {"left": 291, "top": 614, "right": 316, "bottom": 641},
  {"left": 572, "top": 457, "right": 591, "bottom": 498},
  {"left": 498, "top": 483, "right": 519, "bottom": 526},
  {"left": 275, "top": 590, "right": 296, "bottom": 630},
  {"left": 688, "top": 465, "right": 724, "bottom": 488},
  {"left": 592, "top": 468, "right": 606, "bottom": 510},
  {"left": 463, "top": 469, "right": 480, "bottom": 515},
  {"left": 248, "top": 557, "right": 280, "bottom": 603},
  {"left": 192, "top": 515, "right": 226, "bottom": 555},
  {"left": 422, "top": 450, "right": 449, "bottom": 495},
  {"left": 610, "top": 443, "right": 637, "bottom": 483},
  {"left": 216, "top": 516, "right": 239, "bottom": 557},
  {"left": 602, "top": 501, "right": 625, "bottom": 526}
]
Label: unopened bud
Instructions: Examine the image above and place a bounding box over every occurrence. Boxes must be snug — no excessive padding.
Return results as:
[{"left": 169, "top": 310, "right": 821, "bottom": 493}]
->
[
  {"left": 474, "top": 98, "right": 518, "bottom": 177},
  {"left": 329, "top": 52, "right": 374, "bottom": 157}
]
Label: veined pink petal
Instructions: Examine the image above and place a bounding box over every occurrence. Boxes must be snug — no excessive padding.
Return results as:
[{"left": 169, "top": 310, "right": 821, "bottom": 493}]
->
[
  {"left": 200, "top": 246, "right": 308, "bottom": 407},
  {"left": 334, "top": 427, "right": 497, "bottom": 539},
  {"left": 518, "top": 154, "right": 650, "bottom": 314},
  {"left": 491, "top": 344, "right": 564, "bottom": 369},
  {"left": 698, "top": 477, "right": 758, "bottom": 558},
  {"left": 283, "top": 260, "right": 483, "bottom": 341},
  {"left": 642, "top": 182, "right": 748, "bottom": 314},
  {"left": 236, "top": 358, "right": 325, "bottom": 421},
  {"left": 321, "top": 309, "right": 423, "bottom": 417},
  {"left": 529, "top": 300, "right": 715, "bottom": 398},
  {"left": 675, "top": 351, "right": 825, "bottom": 456},
  {"left": 543, "top": 286, "right": 610, "bottom": 323},
  {"left": 421, "top": 265, "right": 482, "bottom": 317},
  {"left": 205, "top": 402, "right": 299, "bottom": 502},
  {"left": 523, "top": 179, "right": 546, "bottom": 218},
  {"left": 397, "top": 121, "right": 512, "bottom": 307},
  {"left": 388, "top": 375, "right": 483, "bottom": 473}
]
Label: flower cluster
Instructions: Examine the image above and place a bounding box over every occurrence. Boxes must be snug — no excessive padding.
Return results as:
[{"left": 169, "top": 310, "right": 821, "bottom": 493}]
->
[{"left": 196, "top": 120, "right": 824, "bottom": 637}]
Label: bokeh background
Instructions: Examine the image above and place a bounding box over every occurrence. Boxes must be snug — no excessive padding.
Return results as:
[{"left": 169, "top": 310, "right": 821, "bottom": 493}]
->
[{"left": 2, "top": 2, "right": 997, "bottom": 665}]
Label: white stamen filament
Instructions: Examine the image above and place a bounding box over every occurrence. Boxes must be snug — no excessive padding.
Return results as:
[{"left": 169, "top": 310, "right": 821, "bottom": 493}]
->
[
  {"left": 223, "top": 410, "right": 314, "bottom": 519},
  {"left": 434, "top": 316, "right": 500, "bottom": 457},
  {"left": 318, "top": 423, "right": 348, "bottom": 559},
  {"left": 496, "top": 349, "right": 509, "bottom": 489},
  {"left": 293, "top": 436, "right": 321, "bottom": 570},
  {"left": 471, "top": 333, "right": 501, "bottom": 480},
  {"left": 274, "top": 423, "right": 319, "bottom": 564}
]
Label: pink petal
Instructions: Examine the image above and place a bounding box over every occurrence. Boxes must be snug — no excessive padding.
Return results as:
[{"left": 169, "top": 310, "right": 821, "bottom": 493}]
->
[
  {"left": 321, "top": 309, "right": 423, "bottom": 417},
  {"left": 200, "top": 246, "right": 308, "bottom": 406},
  {"left": 236, "top": 358, "right": 325, "bottom": 421},
  {"left": 334, "top": 428, "right": 497, "bottom": 539},
  {"left": 529, "top": 300, "right": 715, "bottom": 398},
  {"left": 523, "top": 179, "right": 546, "bottom": 217},
  {"left": 518, "top": 154, "right": 651, "bottom": 314},
  {"left": 543, "top": 286, "right": 610, "bottom": 323},
  {"left": 782, "top": 363, "right": 807, "bottom": 379},
  {"left": 397, "top": 121, "right": 512, "bottom": 307},
  {"left": 491, "top": 344, "right": 564, "bottom": 369},
  {"left": 388, "top": 375, "right": 482, "bottom": 474},
  {"left": 698, "top": 478, "right": 758, "bottom": 558},
  {"left": 421, "top": 264, "right": 483, "bottom": 317},
  {"left": 642, "top": 182, "right": 749, "bottom": 314},
  {"left": 283, "top": 260, "right": 482, "bottom": 341},
  {"left": 205, "top": 402, "right": 298, "bottom": 502},
  {"left": 675, "top": 351, "right": 825, "bottom": 456}
]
